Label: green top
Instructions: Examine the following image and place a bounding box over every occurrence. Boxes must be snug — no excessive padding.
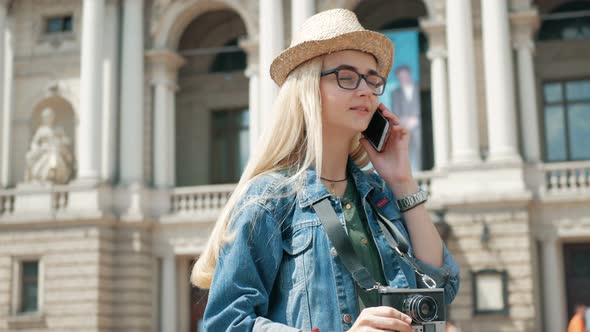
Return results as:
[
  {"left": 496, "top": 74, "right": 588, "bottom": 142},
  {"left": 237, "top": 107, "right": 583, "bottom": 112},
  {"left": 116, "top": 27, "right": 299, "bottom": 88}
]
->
[{"left": 341, "top": 177, "right": 387, "bottom": 309}]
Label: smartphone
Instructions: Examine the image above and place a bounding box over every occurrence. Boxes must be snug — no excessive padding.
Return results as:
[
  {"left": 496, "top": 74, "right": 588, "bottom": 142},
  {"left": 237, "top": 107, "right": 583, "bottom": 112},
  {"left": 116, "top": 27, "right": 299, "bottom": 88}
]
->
[{"left": 362, "top": 109, "right": 390, "bottom": 152}]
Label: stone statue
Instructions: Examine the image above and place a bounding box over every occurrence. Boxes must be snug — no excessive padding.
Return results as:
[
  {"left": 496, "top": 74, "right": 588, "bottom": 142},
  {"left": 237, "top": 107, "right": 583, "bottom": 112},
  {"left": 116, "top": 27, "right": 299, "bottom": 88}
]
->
[{"left": 24, "top": 108, "right": 76, "bottom": 184}]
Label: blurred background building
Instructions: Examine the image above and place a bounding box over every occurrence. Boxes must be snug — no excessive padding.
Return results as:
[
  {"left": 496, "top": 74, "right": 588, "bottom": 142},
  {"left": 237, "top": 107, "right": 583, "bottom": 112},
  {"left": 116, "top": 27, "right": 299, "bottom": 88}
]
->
[{"left": 0, "top": 0, "right": 589, "bottom": 331}]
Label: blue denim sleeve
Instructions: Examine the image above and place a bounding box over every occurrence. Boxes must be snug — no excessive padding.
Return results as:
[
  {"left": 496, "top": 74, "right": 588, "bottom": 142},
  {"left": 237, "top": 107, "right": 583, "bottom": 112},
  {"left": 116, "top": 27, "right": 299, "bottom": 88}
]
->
[
  {"left": 410, "top": 241, "right": 460, "bottom": 304},
  {"left": 203, "top": 202, "right": 300, "bottom": 332},
  {"left": 371, "top": 172, "right": 460, "bottom": 304}
]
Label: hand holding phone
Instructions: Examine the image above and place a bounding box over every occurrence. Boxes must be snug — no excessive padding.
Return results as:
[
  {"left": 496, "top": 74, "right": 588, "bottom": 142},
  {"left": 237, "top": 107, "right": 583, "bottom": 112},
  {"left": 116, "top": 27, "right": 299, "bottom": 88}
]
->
[{"left": 362, "top": 109, "right": 390, "bottom": 152}]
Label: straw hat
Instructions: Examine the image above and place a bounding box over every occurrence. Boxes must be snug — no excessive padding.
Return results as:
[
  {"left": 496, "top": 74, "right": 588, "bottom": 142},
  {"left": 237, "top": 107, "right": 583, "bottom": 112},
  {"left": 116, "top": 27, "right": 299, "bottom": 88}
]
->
[{"left": 270, "top": 8, "right": 394, "bottom": 86}]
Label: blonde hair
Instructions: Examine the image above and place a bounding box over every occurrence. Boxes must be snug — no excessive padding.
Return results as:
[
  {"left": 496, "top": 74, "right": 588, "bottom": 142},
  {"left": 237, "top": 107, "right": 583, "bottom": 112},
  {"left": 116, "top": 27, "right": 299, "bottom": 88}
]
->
[{"left": 191, "top": 56, "right": 371, "bottom": 289}]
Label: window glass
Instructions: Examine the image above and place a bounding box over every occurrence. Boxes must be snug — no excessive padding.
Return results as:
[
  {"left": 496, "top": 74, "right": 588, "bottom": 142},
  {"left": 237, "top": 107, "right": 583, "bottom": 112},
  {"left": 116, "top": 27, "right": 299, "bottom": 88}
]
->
[
  {"left": 544, "top": 83, "right": 562, "bottom": 103},
  {"left": 21, "top": 261, "right": 39, "bottom": 313},
  {"left": 544, "top": 105, "right": 567, "bottom": 161},
  {"left": 47, "top": 18, "right": 63, "bottom": 33},
  {"left": 46, "top": 16, "right": 73, "bottom": 34},
  {"left": 210, "top": 109, "right": 249, "bottom": 184},
  {"left": 63, "top": 16, "right": 73, "bottom": 32},
  {"left": 542, "top": 79, "right": 590, "bottom": 162},
  {"left": 568, "top": 103, "right": 590, "bottom": 160},
  {"left": 566, "top": 80, "right": 590, "bottom": 102},
  {"left": 209, "top": 38, "right": 247, "bottom": 73},
  {"left": 538, "top": 2, "right": 590, "bottom": 41}
]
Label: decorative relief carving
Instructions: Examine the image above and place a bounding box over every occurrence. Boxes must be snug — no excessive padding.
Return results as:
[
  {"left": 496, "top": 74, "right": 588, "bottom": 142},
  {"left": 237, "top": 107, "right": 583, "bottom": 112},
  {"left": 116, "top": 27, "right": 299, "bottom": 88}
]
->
[{"left": 24, "top": 108, "right": 76, "bottom": 185}]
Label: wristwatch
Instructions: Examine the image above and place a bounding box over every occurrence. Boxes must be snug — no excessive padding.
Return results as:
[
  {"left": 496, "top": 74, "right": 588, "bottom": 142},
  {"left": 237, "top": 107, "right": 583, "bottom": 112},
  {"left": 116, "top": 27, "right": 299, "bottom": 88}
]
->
[{"left": 395, "top": 189, "right": 429, "bottom": 212}]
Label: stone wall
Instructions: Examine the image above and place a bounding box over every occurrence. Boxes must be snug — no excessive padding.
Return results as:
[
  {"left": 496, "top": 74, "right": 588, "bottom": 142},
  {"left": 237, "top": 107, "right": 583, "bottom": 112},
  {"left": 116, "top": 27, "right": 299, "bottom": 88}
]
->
[
  {"left": 0, "top": 224, "right": 107, "bottom": 331},
  {"left": 446, "top": 205, "right": 537, "bottom": 332}
]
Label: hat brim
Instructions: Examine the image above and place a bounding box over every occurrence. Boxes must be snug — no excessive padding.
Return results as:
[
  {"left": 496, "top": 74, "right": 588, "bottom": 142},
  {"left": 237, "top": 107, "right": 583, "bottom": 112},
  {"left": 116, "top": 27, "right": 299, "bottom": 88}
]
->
[{"left": 270, "top": 30, "right": 394, "bottom": 86}]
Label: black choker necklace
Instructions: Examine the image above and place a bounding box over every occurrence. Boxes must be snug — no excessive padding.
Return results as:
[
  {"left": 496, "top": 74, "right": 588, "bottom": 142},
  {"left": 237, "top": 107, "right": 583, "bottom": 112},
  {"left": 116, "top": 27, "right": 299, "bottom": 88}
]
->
[
  {"left": 321, "top": 176, "right": 347, "bottom": 196},
  {"left": 320, "top": 176, "right": 347, "bottom": 182}
]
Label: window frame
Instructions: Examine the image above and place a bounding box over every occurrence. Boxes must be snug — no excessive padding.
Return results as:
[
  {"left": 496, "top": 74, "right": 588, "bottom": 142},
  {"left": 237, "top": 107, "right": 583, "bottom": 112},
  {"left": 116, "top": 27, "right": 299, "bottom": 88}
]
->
[
  {"left": 38, "top": 13, "right": 76, "bottom": 48},
  {"left": 541, "top": 77, "right": 590, "bottom": 162},
  {"left": 44, "top": 15, "right": 74, "bottom": 35},
  {"left": 471, "top": 269, "right": 509, "bottom": 316},
  {"left": 11, "top": 256, "right": 44, "bottom": 317}
]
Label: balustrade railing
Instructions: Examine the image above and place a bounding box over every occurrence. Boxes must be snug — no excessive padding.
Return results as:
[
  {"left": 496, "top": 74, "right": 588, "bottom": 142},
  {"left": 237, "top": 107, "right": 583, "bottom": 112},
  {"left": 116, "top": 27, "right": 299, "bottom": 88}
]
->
[
  {"left": 170, "top": 184, "right": 235, "bottom": 214},
  {"left": 5, "top": 162, "right": 587, "bottom": 220},
  {"left": 415, "top": 170, "right": 434, "bottom": 194},
  {"left": 540, "top": 161, "right": 590, "bottom": 195},
  {"left": 0, "top": 191, "right": 15, "bottom": 216}
]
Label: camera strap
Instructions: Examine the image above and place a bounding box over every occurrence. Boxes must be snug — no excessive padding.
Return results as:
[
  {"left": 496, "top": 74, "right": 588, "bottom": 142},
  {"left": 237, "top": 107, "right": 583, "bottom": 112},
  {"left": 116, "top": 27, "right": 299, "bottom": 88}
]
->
[
  {"left": 312, "top": 198, "right": 437, "bottom": 291},
  {"left": 312, "top": 198, "right": 378, "bottom": 290},
  {"left": 368, "top": 201, "right": 437, "bottom": 289}
]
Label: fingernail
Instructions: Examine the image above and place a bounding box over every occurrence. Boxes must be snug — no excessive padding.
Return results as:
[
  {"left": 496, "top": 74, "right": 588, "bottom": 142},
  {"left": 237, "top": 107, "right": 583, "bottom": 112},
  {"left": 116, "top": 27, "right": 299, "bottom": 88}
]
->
[{"left": 404, "top": 316, "right": 412, "bottom": 324}]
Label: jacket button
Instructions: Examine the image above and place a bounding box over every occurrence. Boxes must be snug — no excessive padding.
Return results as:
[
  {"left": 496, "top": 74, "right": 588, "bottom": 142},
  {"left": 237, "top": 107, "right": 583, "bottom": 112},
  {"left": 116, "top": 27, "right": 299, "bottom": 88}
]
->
[
  {"left": 343, "top": 314, "right": 353, "bottom": 323},
  {"left": 345, "top": 203, "right": 352, "bottom": 210},
  {"left": 330, "top": 247, "right": 338, "bottom": 257}
]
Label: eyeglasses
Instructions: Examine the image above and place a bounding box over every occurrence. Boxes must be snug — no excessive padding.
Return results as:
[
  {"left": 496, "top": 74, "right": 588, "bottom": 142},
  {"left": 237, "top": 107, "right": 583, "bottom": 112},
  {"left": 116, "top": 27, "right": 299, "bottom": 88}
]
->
[{"left": 320, "top": 67, "right": 386, "bottom": 96}]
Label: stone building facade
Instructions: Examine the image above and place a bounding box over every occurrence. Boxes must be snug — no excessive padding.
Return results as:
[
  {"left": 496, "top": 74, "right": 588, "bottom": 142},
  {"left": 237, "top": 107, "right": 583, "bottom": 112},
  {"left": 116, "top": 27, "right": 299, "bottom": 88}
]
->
[{"left": 0, "top": 0, "right": 589, "bottom": 331}]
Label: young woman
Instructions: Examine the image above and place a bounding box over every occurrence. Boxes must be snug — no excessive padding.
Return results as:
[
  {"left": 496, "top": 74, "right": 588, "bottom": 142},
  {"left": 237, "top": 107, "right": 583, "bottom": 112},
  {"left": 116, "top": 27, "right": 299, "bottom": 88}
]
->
[{"left": 192, "top": 8, "right": 460, "bottom": 332}]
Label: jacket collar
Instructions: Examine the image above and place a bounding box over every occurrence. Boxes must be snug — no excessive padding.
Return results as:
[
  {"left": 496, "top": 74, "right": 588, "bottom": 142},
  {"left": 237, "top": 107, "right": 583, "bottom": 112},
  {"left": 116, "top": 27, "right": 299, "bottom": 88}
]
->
[{"left": 297, "top": 158, "right": 375, "bottom": 208}]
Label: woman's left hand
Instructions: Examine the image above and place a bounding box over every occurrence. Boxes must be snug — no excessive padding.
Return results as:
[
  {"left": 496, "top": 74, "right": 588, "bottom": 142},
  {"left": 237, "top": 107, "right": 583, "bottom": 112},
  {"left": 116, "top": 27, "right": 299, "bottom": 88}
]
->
[{"left": 359, "top": 103, "right": 413, "bottom": 184}]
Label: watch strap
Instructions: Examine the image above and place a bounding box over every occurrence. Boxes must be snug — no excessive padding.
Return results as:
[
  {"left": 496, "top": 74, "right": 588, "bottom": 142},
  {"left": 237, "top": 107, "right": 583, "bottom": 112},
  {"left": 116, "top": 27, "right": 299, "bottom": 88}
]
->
[{"left": 395, "top": 189, "right": 428, "bottom": 212}]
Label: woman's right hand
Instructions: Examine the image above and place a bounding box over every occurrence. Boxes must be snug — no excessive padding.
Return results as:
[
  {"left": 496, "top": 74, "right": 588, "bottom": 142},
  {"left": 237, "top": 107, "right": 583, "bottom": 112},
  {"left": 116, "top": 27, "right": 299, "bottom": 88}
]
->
[{"left": 348, "top": 306, "right": 413, "bottom": 332}]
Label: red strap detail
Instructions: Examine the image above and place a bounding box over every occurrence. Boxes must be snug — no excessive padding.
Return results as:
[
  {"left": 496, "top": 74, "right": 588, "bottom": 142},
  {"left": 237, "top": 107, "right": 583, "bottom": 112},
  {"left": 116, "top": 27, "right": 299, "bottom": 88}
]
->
[{"left": 377, "top": 198, "right": 389, "bottom": 207}]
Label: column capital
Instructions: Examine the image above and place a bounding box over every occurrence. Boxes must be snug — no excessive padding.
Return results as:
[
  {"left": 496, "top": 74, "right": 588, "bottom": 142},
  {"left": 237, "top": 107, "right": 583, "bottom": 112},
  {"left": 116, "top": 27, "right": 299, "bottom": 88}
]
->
[
  {"left": 510, "top": 9, "right": 540, "bottom": 50},
  {"left": 146, "top": 48, "right": 186, "bottom": 70},
  {"left": 420, "top": 19, "right": 447, "bottom": 60},
  {"left": 536, "top": 222, "right": 559, "bottom": 242},
  {"left": 238, "top": 37, "right": 259, "bottom": 58},
  {"left": 238, "top": 37, "right": 259, "bottom": 77},
  {"left": 423, "top": 0, "right": 446, "bottom": 22},
  {"left": 146, "top": 49, "right": 185, "bottom": 90},
  {"left": 244, "top": 63, "right": 259, "bottom": 78},
  {"left": 426, "top": 48, "right": 447, "bottom": 61}
]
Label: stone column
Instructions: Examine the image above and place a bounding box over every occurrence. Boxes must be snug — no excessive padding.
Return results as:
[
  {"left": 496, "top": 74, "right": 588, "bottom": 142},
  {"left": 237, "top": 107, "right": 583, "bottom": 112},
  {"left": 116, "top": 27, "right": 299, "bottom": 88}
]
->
[
  {"left": 446, "top": 0, "right": 480, "bottom": 165},
  {"left": 512, "top": 10, "right": 541, "bottom": 163},
  {"left": 78, "top": 0, "right": 105, "bottom": 182},
  {"left": 177, "top": 258, "right": 190, "bottom": 332},
  {"left": 119, "top": 0, "right": 144, "bottom": 185},
  {"left": 101, "top": 0, "right": 120, "bottom": 182},
  {"left": 0, "top": 0, "right": 10, "bottom": 187},
  {"left": 481, "top": 0, "right": 521, "bottom": 163},
  {"left": 239, "top": 38, "right": 260, "bottom": 155},
  {"left": 541, "top": 236, "right": 567, "bottom": 332},
  {"left": 161, "top": 254, "right": 177, "bottom": 332},
  {"left": 422, "top": 20, "right": 450, "bottom": 170},
  {"left": 291, "top": 0, "right": 314, "bottom": 38},
  {"left": 146, "top": 50, "right": 185, "bottom": 189},
  {"left": 259, "top": 0, "right": 284, "bottom": 132}
]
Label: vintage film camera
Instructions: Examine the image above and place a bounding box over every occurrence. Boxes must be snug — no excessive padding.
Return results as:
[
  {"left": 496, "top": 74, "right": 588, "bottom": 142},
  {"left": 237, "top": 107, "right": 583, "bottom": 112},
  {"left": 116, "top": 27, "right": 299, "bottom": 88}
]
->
[{"left": 378, "top": 287, "right": 446, "bottom": 332}]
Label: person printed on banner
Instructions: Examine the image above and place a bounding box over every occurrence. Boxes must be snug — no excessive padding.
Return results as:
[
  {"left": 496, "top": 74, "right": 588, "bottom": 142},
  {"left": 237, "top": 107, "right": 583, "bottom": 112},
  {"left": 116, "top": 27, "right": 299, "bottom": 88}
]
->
[{"left": 390, "top": 65, "right": 422, "bottom": 172}]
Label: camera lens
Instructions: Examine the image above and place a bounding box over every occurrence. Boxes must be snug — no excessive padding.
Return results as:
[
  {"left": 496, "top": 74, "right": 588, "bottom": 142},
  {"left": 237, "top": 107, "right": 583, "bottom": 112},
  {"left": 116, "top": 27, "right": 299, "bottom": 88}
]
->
[{"left": 402, "top": 295, "right": 438, "bottom": 323}]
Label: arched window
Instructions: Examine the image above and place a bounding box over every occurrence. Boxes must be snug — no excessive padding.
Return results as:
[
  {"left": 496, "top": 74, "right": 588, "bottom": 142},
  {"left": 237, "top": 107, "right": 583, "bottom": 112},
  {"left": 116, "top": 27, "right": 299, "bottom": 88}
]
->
[
  {"left": 176, "top": 9, "right": 250, "bottom": 186},
  {"left": 209, "top": 37, "right": 247, "bottom": 73},
  {"left": 538, "top": 1, "right": 590, "bottom": 40}
]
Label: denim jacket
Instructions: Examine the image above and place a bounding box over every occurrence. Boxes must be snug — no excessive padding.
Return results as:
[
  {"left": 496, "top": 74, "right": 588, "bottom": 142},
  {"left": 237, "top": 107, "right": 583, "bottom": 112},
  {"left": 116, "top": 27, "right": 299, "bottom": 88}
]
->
[{"left": 204, "top": 161, "right": 460, "bottom": 332}]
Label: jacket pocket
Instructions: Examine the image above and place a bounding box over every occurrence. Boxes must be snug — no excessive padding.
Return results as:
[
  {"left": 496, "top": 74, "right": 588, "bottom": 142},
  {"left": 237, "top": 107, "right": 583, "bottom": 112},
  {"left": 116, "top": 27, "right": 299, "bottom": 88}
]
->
[{"left": 280, "top": 224, "right": 314, "bottom": 290}]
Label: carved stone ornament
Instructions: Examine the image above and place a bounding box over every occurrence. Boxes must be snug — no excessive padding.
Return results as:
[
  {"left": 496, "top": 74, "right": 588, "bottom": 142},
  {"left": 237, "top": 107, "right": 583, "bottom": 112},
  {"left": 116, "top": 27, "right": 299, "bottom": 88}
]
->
[{"left": 24, "top": 108, "right": 76, "bottom": 185}]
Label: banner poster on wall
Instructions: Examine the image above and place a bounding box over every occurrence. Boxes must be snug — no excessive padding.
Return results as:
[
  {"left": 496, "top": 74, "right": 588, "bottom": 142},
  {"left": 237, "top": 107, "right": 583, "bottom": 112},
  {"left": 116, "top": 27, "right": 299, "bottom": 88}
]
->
[{"left": 380, "top": 30, "right": 422, "bottom": 172}]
